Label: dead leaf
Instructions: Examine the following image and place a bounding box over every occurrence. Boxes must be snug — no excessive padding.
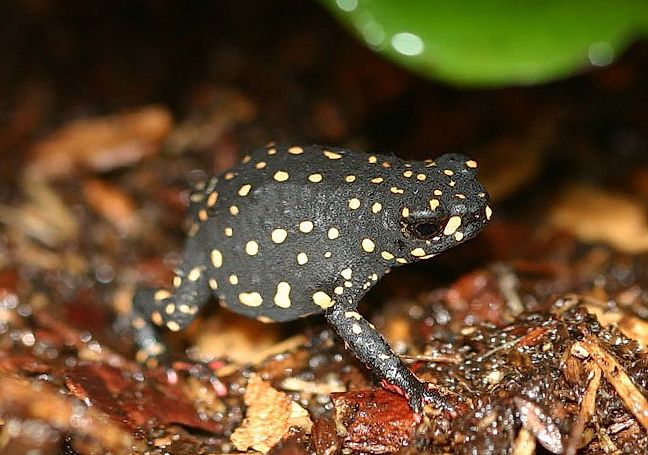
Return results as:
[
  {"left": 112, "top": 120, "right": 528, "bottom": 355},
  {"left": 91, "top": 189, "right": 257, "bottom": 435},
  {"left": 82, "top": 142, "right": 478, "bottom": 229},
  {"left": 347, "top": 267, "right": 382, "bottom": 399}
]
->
[{"left": 27, "top": 106, "right": 172, "bottom": 180}]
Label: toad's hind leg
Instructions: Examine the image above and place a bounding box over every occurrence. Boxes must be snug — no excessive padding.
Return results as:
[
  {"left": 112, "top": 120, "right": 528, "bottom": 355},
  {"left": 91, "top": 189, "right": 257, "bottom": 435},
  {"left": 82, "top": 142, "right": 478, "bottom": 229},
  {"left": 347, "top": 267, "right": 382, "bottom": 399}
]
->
[{"left": 131, "top": 258, "right": 213, "bottom": 362}]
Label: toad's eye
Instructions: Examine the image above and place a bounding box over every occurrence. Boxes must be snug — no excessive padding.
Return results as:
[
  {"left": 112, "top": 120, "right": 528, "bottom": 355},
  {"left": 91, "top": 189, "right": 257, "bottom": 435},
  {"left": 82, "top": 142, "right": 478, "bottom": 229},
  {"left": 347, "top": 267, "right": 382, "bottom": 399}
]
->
[{"left": 401, "top": 216, "right": 447, "bottom": 240}]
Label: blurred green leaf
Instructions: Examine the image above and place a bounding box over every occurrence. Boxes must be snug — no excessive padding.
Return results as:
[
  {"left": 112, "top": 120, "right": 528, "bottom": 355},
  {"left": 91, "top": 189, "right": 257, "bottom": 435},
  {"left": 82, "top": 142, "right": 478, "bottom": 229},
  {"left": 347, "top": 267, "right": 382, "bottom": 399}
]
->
[{"left": 321, "top": 0, "right": 648, "bottom": 86}]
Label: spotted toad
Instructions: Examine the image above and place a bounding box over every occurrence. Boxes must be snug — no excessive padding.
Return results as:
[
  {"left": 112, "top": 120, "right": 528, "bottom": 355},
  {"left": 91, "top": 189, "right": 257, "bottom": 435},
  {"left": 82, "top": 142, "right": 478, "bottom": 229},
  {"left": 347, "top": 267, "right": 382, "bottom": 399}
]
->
[{"left": 132, "top": 144, "right": 491, "bottom": 414}]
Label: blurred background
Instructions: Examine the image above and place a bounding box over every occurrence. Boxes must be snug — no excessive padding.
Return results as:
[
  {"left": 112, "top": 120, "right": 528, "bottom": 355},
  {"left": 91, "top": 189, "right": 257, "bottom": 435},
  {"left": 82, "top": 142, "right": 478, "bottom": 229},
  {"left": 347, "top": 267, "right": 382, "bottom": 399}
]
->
[{"left": 1, "top": 0, "right": 646, "bottom": 254}]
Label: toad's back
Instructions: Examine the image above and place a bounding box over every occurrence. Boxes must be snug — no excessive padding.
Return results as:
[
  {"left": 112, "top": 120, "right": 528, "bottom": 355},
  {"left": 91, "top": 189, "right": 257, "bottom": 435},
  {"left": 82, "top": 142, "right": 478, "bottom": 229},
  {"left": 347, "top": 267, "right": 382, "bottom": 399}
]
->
[
  {"left": 190, "top": 146, "right": 365, "bottom": 321},
  {"left": 186, "top": 144, "right": 420, "bottom": 321}
]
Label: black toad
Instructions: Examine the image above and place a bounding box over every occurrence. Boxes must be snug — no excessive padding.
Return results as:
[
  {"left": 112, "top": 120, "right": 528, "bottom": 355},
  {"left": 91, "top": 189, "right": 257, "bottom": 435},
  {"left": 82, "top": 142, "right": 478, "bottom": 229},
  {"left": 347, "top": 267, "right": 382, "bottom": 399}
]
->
[{"left": 132, "top": 144, "right": 491, "bottom": 414}]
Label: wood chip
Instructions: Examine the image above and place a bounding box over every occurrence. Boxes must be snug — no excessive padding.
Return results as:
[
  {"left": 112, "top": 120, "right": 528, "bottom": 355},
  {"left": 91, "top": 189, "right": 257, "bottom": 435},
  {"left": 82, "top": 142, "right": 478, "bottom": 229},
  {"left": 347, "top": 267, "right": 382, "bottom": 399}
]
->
[
  {"left": 565, "top": 363, "right": 601, "bottom": 455},
  {"left": 584, "top": 303, "right": 648, "bottom": 346},
  {"left": 231, "top": 374, "right": 312, "bottom": 453},
  {"left": 577, "top": 335, "right": 648, "bottom": 432}
]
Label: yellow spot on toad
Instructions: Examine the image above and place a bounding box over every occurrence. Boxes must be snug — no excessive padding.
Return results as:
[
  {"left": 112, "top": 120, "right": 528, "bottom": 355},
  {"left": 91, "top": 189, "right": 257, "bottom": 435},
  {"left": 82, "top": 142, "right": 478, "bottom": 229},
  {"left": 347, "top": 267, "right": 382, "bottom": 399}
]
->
[
  {"left": 381, "top": 251, "right": 394, "bottom": 260},
  {"left": 238, "top": 184, "right": 252, "bottom": 196},
  {"left": 313, "top": 291, "right": 333, "bottom": 309},
  {"left": 207, "top": 192, "right": 218, "bottom": 207},
  {"left": 187, "top": 267, "right": 201, "bottom": 281},
  {"left": 245, "top": 240, "right": 259, "bottom": 256},
  {"left": 210, "top": 249, "right": 223, "bottom": 268},
  {"left": 299, "top": 221, "right": 314, "bottom": 233},
  {"left": 323, "top": 150, "right": 342, "bottom": 160},
  {"left": 274, "top": 282, "right": 291, "bottom": 308},
  {"left": 297, "top": 252, "right": 308, "bottom": 265},
  {"left": 271, "top": 228, "right": 288, "bottom": 244},
  {"left": 151, "top": 311, "right": 163, "bottom": 326},
  {"left": 154, "top": 290, "right": 170, "bottom": 301},
  {"left": 239, "top": 292, "right": 263, "bottom": 307},
  {"left": 443, "top": 216, "right": 462, "bottom": 235},
  {"left": 273, "top": 170, "right": 289, "bottom": 182},
  {"left": 411, "top": 248, "right": 426, "bottom": 257},
  {"left": 361, "top": 238, "right": 375, "bottom": 253},
  {"left": 167, "top": 321, "right": 181, "bottom": 331}
]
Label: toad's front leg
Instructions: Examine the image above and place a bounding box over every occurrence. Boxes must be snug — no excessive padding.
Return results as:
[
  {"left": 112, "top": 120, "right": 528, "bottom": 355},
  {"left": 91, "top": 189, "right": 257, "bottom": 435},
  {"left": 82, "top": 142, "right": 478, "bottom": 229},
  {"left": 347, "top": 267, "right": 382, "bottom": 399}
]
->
[{"left": 324, "top": 267, "right": 453, "bottom": 416}]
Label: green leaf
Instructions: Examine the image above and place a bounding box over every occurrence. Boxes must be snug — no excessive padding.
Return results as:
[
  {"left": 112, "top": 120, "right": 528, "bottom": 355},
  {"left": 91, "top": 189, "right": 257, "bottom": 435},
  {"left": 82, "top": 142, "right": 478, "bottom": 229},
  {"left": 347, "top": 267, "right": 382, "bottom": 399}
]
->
[{"left": 321, "top": 0, "right": 648, "bottom": 86}]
